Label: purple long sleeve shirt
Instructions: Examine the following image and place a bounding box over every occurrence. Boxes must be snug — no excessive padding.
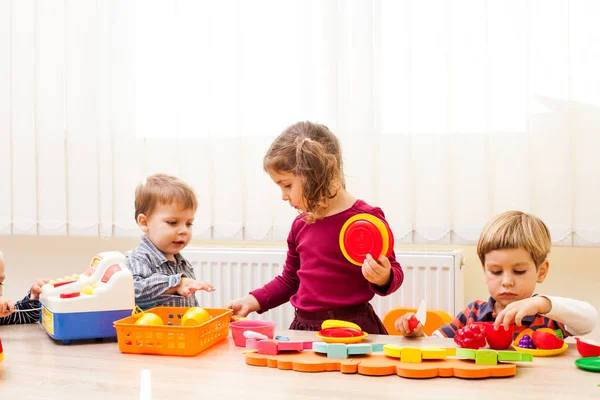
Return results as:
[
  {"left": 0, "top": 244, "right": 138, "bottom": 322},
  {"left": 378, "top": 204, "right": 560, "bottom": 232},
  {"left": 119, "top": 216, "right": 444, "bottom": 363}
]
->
[{"left": 251, "top": 200, "right": 404, "bottom": 313}]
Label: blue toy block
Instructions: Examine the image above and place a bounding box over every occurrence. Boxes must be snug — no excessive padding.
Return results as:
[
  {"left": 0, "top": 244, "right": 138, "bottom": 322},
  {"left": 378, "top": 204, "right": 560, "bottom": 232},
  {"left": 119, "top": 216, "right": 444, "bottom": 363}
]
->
[
  {"left": 327, "top": 343, "right": 348, "bottom": 359},
  {"left": 347, "top": 344, "right": 372, "bottom": 355},
  {"left": 312, "top": 342, "right": 329, "bottom": 354},
  {"left": 371, "top": 343, "right": 384, "bottom": 352}
]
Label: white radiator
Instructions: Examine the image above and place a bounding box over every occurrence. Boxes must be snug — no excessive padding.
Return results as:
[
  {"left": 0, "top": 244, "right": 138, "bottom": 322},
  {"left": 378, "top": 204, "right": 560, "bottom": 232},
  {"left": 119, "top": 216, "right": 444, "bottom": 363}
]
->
[{"left": 183, "top": 247, "right": 464, "bottom": 329}]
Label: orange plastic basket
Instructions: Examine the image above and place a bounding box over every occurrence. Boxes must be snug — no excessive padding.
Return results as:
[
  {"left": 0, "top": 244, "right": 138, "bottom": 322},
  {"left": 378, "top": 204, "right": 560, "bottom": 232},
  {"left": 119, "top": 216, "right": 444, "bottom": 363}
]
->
[{"left": 114, "top": 307, "right": 232, "bottom": 356}]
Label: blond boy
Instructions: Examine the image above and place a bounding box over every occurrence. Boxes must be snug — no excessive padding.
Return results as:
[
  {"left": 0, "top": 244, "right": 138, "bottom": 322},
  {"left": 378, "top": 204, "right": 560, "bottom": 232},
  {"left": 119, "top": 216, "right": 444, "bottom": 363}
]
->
[
  {"left": 128, "top": 174, "right": 214, "bottom": 310},
  {"left": 396, "top": 210, "right": 597, "bottom": 338}
]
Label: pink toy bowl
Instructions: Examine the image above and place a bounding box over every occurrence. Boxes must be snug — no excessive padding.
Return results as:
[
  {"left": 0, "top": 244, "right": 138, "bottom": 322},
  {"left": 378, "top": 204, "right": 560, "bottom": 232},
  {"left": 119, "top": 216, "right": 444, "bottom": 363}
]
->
[
  {"left": 480, "top": 322, "right": 514, "bottom": 350},
  {"left": 575, "top": 337, "right": 600, "bottom": 357},
  {"left": 230, "top": 319, "right": 276, "bottom": 347}
]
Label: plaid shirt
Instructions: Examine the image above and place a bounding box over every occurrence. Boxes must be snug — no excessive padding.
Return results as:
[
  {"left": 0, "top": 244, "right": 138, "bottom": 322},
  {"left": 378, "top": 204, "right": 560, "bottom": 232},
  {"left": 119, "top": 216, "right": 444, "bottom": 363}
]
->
[
  {"left": 127, "top": 236, "right": 198, "bottom": 310},
  {"left": 0, "top": 292, "right": 40, "bottom": 325},
  {"left": 438, "top": 295, "right": 567, "bottom": 339}
]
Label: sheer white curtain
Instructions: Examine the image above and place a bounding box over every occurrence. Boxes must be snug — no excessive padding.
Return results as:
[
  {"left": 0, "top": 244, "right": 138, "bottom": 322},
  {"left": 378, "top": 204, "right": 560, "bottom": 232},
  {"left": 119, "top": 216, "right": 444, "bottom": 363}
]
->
[{"left": 1, "top": 0, "right": 600, "bottom": 245}]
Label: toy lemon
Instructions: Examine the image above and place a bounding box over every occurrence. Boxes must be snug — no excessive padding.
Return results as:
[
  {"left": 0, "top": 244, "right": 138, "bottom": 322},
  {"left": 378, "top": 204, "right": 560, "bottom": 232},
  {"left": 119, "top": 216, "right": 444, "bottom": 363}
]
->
[
  {"left": 181, "top": 307, "right": 211, "bottom": 326},
  {"left": 339, "top": 213, "right": 394, "bottom": 266},
  {"left": 134, "top": 312, "right": 164, "bottom": 326}
]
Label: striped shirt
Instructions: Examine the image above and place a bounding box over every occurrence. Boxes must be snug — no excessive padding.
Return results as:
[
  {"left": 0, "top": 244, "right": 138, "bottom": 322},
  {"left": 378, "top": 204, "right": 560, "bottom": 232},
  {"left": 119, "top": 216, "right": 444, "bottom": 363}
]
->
[
  {"left": 438, "top": 295, "right": 567, "bottom": 339},
  {"left": 127, "top": 235, "right": 198, "bottom": 310},
  {"left": 0, "top": 292, "right": 40, "bottom": 325}
]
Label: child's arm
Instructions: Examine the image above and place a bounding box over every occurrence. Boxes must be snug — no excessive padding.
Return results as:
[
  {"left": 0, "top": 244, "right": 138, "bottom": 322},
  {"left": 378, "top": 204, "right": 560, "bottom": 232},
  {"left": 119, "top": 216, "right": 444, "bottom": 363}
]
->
[
  {"left": 0, "top": 292, "right": 40, "bottom": 325},
  {"left": 362, "top": 209, "right": 404, "bottom": 295},
  {"left": 244, "top": 223, "right": 302, "bottom": 315},
  {"left": 128, "top": 256, "right": 213, "bottom": 310},
  {"left": 0, "top": 297, "right": 14, "bottom": 319},
  {"left": 538, "top": 296, "right": 597, "bottom": 336},
  {"left": 395, "top": 312, "right": 425, "bottom": 337},
  {"left": 493, "top": 295, "right": 597, "bottom": 336}
]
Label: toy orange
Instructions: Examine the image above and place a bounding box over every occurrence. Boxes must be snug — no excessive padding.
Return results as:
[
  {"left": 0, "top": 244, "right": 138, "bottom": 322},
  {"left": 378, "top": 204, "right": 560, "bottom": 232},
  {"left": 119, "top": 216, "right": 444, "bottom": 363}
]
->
[
  {"left": 181, "top": 307, "right": 211, "bottom": 326},
  {"left": 134, "top": 312, "right": 164, "bottom": 326},
  {"left": 339, "top": 214, "right": 394, "bottom": 266}
]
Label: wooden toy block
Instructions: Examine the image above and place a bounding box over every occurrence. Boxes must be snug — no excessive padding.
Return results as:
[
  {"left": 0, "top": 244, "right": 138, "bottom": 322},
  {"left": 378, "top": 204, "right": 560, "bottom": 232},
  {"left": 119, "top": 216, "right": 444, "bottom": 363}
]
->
[
  {"left": 347, "top": 344, "right": 373, "bottom": 355},
  {"left": 382, "top": 344, "right": 403, "bottom": 358},
  {"left": 312, "top": 342, "right": 329, "bottom": 353},
  {"left": 245, "top": 351, "right": 518, "bottom": 379},
  {"left": 257, "top": 340, "right": 279, "bottom": 355},
  {"left": 401, "top": 347, "right": 422, "bottom": 363},
  {"left": 372, "top": 343, "right": 384, "bottom": 352},
  {"left": 246, "top": 339, "right": 258, "bottom": 349},
  {"left": 475, "top": 350, "right": 498, "bottom": 365},
  {"left": 456, "top": 348, "right": 476, "bottom": 359},
  {"left": 420, "top": 347, "right": 449, "bottom": 360},
  {"left": 445, "top": 347, "right": 456, "bottom": 357},
  {"left": 327, "top": 343, "right": 349, "bottom": 359},
  {"left": 277, "top": 341, "right": 304, "bottom": 352},
  {"left": 302, "top": 341, "right": 314, "bottom": 350},
  {"left": 497, "top": 351, "right": 533, "bottom": 362}
]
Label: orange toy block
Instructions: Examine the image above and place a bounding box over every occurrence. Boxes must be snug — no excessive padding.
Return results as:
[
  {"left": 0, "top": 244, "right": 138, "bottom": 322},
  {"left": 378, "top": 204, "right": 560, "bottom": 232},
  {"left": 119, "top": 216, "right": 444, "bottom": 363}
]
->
[{"left": 245, "top": 350, "right": 517, "bottom": 379}]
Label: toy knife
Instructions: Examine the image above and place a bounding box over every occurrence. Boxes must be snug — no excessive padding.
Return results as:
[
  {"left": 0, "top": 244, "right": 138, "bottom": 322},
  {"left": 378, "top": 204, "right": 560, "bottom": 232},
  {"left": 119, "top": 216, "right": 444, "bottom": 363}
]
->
[{"left": 408, "top": 300, "right": 427, "bottom": 333}]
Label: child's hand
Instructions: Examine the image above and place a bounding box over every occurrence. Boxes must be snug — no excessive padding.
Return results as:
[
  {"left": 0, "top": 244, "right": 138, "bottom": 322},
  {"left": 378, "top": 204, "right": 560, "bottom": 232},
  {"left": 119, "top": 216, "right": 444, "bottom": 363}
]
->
[
  {"left": 0, "top": 297, "right": 15, "bottom": 318},
  {"left": 176, "top": 277, "right": 215, "bottom": 297},
  {"left": 395, "top": 312, "right": 425, "bottom": 337},
  {"left": 494, "top": 296, "right": 552, "bottom": 330},
  {"left": 227, "top": 294, "right": 261, "bottom": 319},
  {"left": 362, "top": 253, "right": 392, "bottom": 287},
  {"left": 30, "top": 279, "right": 50, "bottom": 300}
]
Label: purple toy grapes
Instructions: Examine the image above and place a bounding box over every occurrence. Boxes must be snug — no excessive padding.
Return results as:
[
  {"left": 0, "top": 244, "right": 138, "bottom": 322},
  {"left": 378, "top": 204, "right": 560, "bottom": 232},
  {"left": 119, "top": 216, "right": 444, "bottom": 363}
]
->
[{"left": 518, "top": 334, "right": 536, "bottom": 349}]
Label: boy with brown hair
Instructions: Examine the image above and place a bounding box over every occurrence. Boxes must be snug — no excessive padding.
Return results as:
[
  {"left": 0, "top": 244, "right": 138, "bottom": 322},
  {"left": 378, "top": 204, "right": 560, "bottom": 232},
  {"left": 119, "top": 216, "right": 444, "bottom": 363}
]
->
[
  {"left": 128, "top": 173, "right": 214, "bottom": 310},
  {"left": 396, "top": 210, "right": 597, "bottom": 338}
]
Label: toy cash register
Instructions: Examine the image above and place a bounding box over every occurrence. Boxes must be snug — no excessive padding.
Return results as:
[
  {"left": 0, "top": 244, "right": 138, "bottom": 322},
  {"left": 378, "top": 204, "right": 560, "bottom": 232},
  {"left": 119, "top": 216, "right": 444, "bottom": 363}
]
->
[{"left": 39, "top": 251, "right": 135, "bottom": 344}]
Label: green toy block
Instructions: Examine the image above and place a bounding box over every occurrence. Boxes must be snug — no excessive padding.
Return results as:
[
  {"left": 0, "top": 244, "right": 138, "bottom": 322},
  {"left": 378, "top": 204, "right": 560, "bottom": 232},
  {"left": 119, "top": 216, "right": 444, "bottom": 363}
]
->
[
  {"left": 475, "top": 350, "right": 498, "bottom": 365},
  {"left": 327, "top": 343, "right": 348, "bottom": 359},
  {"left": 347, "top": 344, "right": 372, "bottom": 355},
  {"left": 312, "top": 342, "right": 329, "bottom": 354},
  {"left": 372, "top": 343, "right": 384, "bottom": 352},
  {"left": 497, "top": 351, "right": 533, "bottom": 362},
  {"left": 456, "top": 348, "right": 477, "bottom": 359}
]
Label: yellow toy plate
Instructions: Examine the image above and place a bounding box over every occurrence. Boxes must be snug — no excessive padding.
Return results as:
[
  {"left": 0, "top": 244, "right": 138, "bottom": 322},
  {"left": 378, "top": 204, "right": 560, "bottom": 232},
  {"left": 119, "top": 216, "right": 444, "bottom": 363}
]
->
[
  {"left": 321, "top": 319, "right": 362, "bottom": 331},
  {"left": 339, "top": 213, "right": 390, "bottom": 266},
  {"left": 511, "top": 342, "right": 568, "bottom": 356},
  {"left": 316, "top": 332, "right": 368, "bottom": 344}
]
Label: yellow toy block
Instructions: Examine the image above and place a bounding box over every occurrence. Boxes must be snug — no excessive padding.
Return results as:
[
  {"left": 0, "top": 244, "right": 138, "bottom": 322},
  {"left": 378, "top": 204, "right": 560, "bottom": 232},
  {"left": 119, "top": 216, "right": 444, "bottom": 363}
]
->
[
  {"left": 401, "top": 347, "right": 422, "bottom": 363},
  {"left": 420, "top": 347, "right": 449, "bottom": 360},
  {"left": 383, "top": 344, "right": 403, "bottom": 358}
]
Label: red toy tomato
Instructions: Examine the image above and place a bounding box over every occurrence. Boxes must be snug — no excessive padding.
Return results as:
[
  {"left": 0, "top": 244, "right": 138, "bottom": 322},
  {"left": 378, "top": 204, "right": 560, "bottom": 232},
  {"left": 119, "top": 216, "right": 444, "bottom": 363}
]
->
[
  {"left": 454, "top": 324, "right": 487, "bottom": 349},
  {"left": 532, "top": 330, "right": 564, "bottom": 350}
]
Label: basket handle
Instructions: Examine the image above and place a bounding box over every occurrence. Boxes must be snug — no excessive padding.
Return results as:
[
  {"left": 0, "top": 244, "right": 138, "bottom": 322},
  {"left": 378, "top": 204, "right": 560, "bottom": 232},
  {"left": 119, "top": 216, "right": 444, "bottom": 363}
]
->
[{"left": 132, "top": 305, "right": 145, "bottom": 318}]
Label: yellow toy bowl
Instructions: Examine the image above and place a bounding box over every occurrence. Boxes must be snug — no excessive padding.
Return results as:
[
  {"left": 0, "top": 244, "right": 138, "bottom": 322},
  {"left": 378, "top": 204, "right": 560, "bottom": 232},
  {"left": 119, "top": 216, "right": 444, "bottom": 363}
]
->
[
  {"left": 511, "top": 342, "right": 568, "bottom": 357},
  {"left": 316, "top": 331, "right": 368, "bottom": 344},
  {"left": 512, "top": 327, "right": 568, "bottom": 356}
]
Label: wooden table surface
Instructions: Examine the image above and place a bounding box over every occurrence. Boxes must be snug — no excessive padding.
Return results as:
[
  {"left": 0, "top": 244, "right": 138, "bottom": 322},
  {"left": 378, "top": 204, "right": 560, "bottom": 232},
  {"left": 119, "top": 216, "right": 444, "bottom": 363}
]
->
[{"left": 0, "top": 324, "right": 598, "bottom": 399}]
